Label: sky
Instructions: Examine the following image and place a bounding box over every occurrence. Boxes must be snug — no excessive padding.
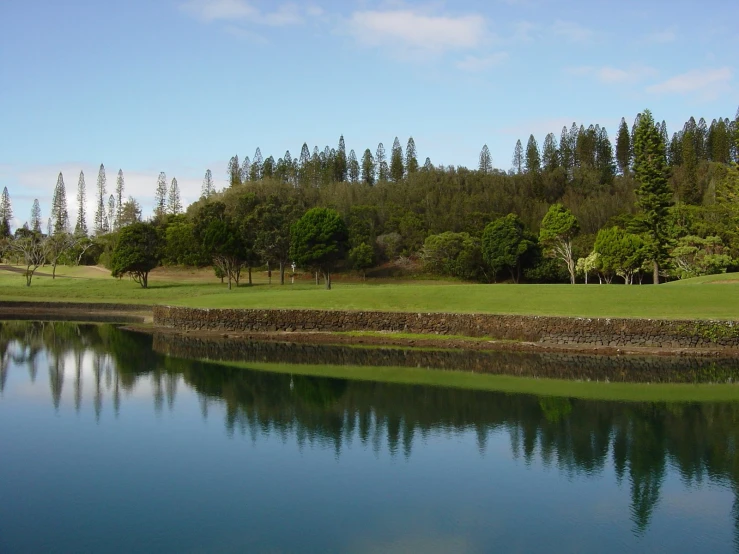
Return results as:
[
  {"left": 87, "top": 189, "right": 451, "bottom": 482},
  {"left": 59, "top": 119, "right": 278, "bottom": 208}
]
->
[{"left": 1, "top": 0, "right": 737, "bottom": 231}]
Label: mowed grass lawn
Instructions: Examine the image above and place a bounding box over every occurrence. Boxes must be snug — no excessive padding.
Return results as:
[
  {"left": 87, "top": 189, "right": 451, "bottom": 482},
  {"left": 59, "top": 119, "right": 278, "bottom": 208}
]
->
[{"left": 0, "top": 266, "right": 737, "bottom": 320}]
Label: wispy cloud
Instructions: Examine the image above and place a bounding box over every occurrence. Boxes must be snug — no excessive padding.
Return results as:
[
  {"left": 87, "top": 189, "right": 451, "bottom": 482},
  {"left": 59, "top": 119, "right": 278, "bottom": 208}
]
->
[
  {"left": 347, "top": 9, "right": 489, "bottom": 55},
  {"left": 456, "top": 53, "right": 508, "bottom": 72},
  {"left": 552, "top": 20, "right": 594, "bottom": 43},
  {"left": 180, "top": 0, "right": 305, "bottom": 26},
  {"left": 567, "top": 65, "right": 657, "bottom": 84},
  {"left": 647, "top": 67, "right": 732, "bottom": 100},
  {"left": 645, "top": 27, "right": 677, "bottom": 44}
]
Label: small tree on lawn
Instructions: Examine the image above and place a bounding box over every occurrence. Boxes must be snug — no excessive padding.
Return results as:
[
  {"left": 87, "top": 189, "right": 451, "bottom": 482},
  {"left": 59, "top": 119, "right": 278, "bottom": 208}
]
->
[
  {"left": 110, "top": 222, "right": 161, "bottom": 288},
  {"left": 290, "top": 207, "right": 348, "bottom": 290},
  {"left": 43, "top": 232, "right": 78, "bottom": 279},
  {"left": 349, "top": 242, "right": 374, "bottom": 280},
  {"left": 481, "top": 214, "right": 536, "bottom": 283},
  {"left": 539, "top": 203, "right": 580, "bottom": 284},
  {"left": 10, "top": 229, "right": 45, "bottom": 286}
]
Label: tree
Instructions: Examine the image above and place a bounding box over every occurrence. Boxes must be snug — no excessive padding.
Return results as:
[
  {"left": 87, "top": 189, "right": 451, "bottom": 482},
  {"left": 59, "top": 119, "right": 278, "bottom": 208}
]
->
[
  {"left": 0, "top": 187, "right": 11, "bottom": 237},
  {"left": 512, "top": 139, "right": 523, "bottom": 173},
  {"left": 240, "top": 156, "right": 251, "bottom": 183},
  {"left": 119, "top": 197, "right": 142, "bottom": 227},
  {"left": 376, "top": 143, "right": 388, "bottom": 181},
  {"left": 227, "top": 155, "right": 241, "bottom": 187},
  {"left": 361, "top": 149, "right": 376, "bottom": 185},
  {"left": 202, "top": 169, "right": 215, "bottom": 199},
  {"left": 50, "top": 172, "right": 69, "bottom": 235},
  {"left": 30, "top": 199, "right": 42, "bottom": 233},
  {"left": 406, "top": 137, "right": 419, "bottom": 174},
  {"left": 593, "top": 227, "right": 646, "bottom": 284},
  {"left": 422, "top": 232, "right": 486, "bottom": 281},
  {"left": 43, "top": 232, "right": 77, "bottom": 279},
  {"left": 154, "top": 172, "right": 167, "bottom": 218},
  {"left": 107, "top": 195, "right": 116, "bottom": 232},
  {"left": 115, "top": 170, "right": 125, "bottom": 230},
  {"left": 76, "top": 171, "right": 87, "bottom": 235},
  {"left": 670, "top": 235, "right": 733, "bottom": 279},
  {"left": 616, "top": 117, "right": 631, "bottom": 174},
  {"left": 250, "top": 148, "right": 263, "bottom": 181},
  {"left": 110, "top": 222, "right": 162, "bottom": 288},
  {"left": 423, "top": 157, "right": 433, "bottom": 171},
  {"left": 168, "top": 178, "right": 182, "bottom": 215},
  {"left": 290, "top": 207, "right": 348, "bottom": 290},
  {"left": 559, "top": 126, "right": 574, "bottom": 177},
  {"left": 481, "top": 214, "right": 536, "bottom": 283},
  {"left": 541, "top": 134, "right": 559, "bottom": 173},
  {"left": 348, "top": 150, "right": 360, "bottom": 183},
  {"left": 633, "top": 109, "right": 672, "bottom": 284},
  {"left": 349, "top": 243, "right": 374, "bottom": 280},
  {"left": 539, "top": 204, "right": 580, "bottom": 284},
  {"left": 10, "top": 230, "right": 45, "bottom": 286},
  {"left": 525, "top": 135, "right": 541, "bottom": 174},
  {"left": 253, "top": 196, "right": 302, "bottom": 285},
  {"left": 679, "top": 126, "right": 701, "bottom": 204},
  {"left": 390, "top": 137, "right": 404, "bottom": 182},
  {"left": 335, "top": 135, "right": 348, "bottom": 182},
  {"left": 479, "top": 145, "right": 493, "bottom": 174},
  {"left": 94, "top": 164, "right": 107, "bottom": 234}
]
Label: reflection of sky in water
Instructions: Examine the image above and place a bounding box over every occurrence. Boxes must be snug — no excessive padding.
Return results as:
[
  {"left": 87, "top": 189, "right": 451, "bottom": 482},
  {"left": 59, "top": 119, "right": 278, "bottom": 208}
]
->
[{"left": 1, "top": 330, "right": 738, "bottom": 553}]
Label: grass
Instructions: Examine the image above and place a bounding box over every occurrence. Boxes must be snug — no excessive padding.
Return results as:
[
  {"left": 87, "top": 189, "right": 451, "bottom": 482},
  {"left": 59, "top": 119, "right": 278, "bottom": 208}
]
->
[
  {"left": 212, "top": 359, "right": 739, "bottom": 403},
  {"left": 0, "top": 265, "right": 737, "bottom": 320}
]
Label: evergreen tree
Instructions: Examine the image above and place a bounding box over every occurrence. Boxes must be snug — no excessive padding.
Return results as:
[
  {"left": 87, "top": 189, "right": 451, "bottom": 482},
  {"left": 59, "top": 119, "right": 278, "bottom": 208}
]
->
[
  {"left": 94, "top": 164, "right": 107, "bottom": 234},
  {"left": 0, "top": 186, "right": 12, "bottom": 235},
  {"left": 559, "top": 126, "right": 573, "bottom": 177},
  {"left": 616, "top": 117, "right": 631, "bottom": 174},
  {"left": 115, "top": 170, "right": 125, "bottom": 231},
  {"left": 680, "top": 127, "right": 701, "bottom": 204},
  {"left": 390, "top": 137, "right": 404, "bottom": 182},
  {"left": 168, "top": 178, "right": 182, "bottom": 215},
  {"left": 335, "top": 135, "right": 348, "bottom": 182},
  {"left": 76, "top": 171, "right": 88, "bottom": 235},
  {"left": 202, "top": 169, "right": 215, "bottom": 199},
  {"left": 250, "top": 148, "right": 263, "bottom": 181},
  {"left": 524, "top": 135, "right": 541, "bottom": 174},
  {"left": 154, "top": 172, "right": 167, "bottom": 218},
  {"left": 596, "top": 127, "right": 615, "bottom": 181},
  {"left": 50, "top": 172, "right": 69, "bottom": 235},
  {"left": 30, "top": 199, "right": 42, "bottom": 233},
  {"left": 541, "top": 134, "right": 559, "bottom": 172},
  {"left": 406, "top": 137, "right": 419, "bottom": 174},
  {"left": 376, "top": 143, "right": 389, "bottom": 181},
  {"left": 668, "top": 132, "right": 683, "bottom": 166},
  {"left": 107, "top": 195, "right": 116, "bottom": 231},
  {"left": 227, "top": 155, "right": 241, "bottom": 187},
  {"left": 568, "top": 123, "right": 580, "bottom": 167},
  {"left": 299, "top": 143, "right": 310, "bottom": 168},
  {"left": 348, "top": 150, "right": 360, "bottom": 183},
  {"left": 512, "top": 139, "right": 523, "bottom": 173},
  {"left": 361, "top": 149, "right": 376, "bottom": 186},
  {"left": 660, "top": 121, "right": 669, "bottom": 151},
  {"left": 423, "top": 157, "right": 433, "bottom": 171},
  {"left": 696, "top": 117, "right": 708, "bottom": 160},
  {"left": 240, "top": 156, "right": 251, "bottom": 183},
  {"left": 479, "top": 145, "right": 493, "bottom": 174},
  {"left": 263, "top": 156, "right": 275, "bottom": 179},
  {"left": 633, "top": 109, "right": 672, "bottom": 284}
]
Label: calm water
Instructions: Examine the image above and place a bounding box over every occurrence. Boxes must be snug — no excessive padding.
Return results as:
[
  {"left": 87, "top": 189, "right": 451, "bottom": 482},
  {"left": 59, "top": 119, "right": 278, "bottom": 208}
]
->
[{"left": 1, "top": 321, "right": 738, "bottom": 553}]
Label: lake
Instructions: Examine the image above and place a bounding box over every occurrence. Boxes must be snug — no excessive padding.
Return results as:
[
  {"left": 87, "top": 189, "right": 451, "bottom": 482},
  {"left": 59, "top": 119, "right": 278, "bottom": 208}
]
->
[{"left": 1, "top": 321, "right": 738, "bottom": 553}]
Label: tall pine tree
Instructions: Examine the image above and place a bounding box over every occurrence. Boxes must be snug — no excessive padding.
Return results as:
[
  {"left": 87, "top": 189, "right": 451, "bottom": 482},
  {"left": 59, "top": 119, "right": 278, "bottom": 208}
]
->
[
  {"left": 227, "top": 155, "right": 241, "bottom": 187},
  {"left": 107, "top": 195, "right": 116, "bottom": 231},
  {"left": 168, "top": 178, "right": 182, "bottom": 215},
  {"left": 335, "top": 135, "right": 348, "bottom": 182},
  {"left": 616, "top": 117, "right": 631, "bottom": 174},
  {"left": 525, "top": 135, "right": 541, "bottom": 174},
  {"left": 390, "top": 137, "right": 404, "bottom": 182},
  {"left": 0, "top": 187, "right": 11, "bottom": 237},
  {"left": 633, "top": 109, "right": 672, "bottom": 284},
  {"left": 541, "top": 134, "right": 559, "bottom": 172},
  {"left": 94, "top": 164, "right": 107, "bottom": 234},
  {"left": 361, "top": 149, "right": 376, "bottom": 185},
  {"left": 51, "top": 172, "right": 69, "bottom": 234},
  {"left": 30, "top": 199, "right": 42, "bottom": 233},
  {"left": 406, "top": 137, "right": 419, "bottom": 174},
  {"left": 250, "top": 148, "right": 263, "bottom": 181},
  {"left": 115, "top": 170, "right": 125, "bottom": 230},
  {"left": 202, "top": 169, "right": 215, "bottom": 199},
  {"left": 512, "top": 139, "right": 523, "bottom": 173},
  {"left": 76, "top": 170, "right": 88, "bottom": 235},
  {"left": 348, "top": 150, "right": 360, "bottom": 183},
  {"left": 154, "top": 172, "right": 167, "bottom": 218},
  {"left": 376, "top": 143, "right": 388, "bottom": 181},
  {"left": 479, "top": 145, "right": 493, "bottom": 174}
]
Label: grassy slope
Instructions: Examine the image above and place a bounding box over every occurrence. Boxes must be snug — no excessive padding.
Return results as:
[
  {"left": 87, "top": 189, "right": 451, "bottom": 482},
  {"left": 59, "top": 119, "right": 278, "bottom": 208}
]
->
[
  {"left": 0, "top": 266, "right": 737, "bottom": 320},
  {"left": 214, "top": 360, "right": 739, "bottom": 403}
]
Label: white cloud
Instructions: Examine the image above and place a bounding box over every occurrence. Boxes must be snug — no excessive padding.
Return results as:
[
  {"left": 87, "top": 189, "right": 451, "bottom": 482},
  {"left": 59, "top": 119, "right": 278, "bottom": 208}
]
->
[
  {"left": 552, "top": 20, "right": 594, "bottom": 43},
  {"left": 347, "top": 9, "right": 488, "bottom": 54},
  {"left": 180, "top": 0, "right": 304, "bottom": 26},
  {"left": 646, "top": 27, "right": 676, "bottom": 44},
  {"left": 647, "top": 67, "right": 732, "bottom": 99},
  {"left": 456, "top": 53, "right": 508, "bottom": 72},
  {"left": 567, "top": 64, "right": 657, "bottom": 84}
]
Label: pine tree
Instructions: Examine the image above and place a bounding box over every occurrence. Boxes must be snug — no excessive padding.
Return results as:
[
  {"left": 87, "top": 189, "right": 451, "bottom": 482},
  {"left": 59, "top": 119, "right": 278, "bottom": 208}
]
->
[
  {"left": 525, "top": 135, "right": 541, "bottom": 174},
  {"left": 250, "top": 148, "right": 263, "bottom": 181},
  {"left": 240, "top": 156, "right": 251, "bottom": 183},
  {"left": 479, "top": 145, "right": 493, "bottom": 174},
  {"left": 168, "top": 178, "right": 182, "bottom": 215},
  {"left": 361, "top": 149, "right": 376, "bottom": 185},
  {"left": 680, "top": 127, "right": 701, "bottom": 204},
  {"left": 512, "top": 139, "right": 523, "bottom": 173},
  {"left": 75, "top": 171, "right": 87, "bottom": 235},
  {"left": 668, "top": 132, "right": 683, "bottom": 166},
  {"left": 616, "top": 117, "right": 631, "bottom": 174},
  {"left": 596, "top": 127, "right": 615, "bottom": 182},
  {"left": 299, "top": 143, "right": 310, "bottom": 168},
  {"left": 406, "top": 137, "right": 419, "bottom": 174},
  {"left": 115, "top": 170, "right": 125, "bottom": 230},
  {"left": 559, "top": 126, "right": 573, "bottom": 177},
  {"left": 390, "top": 137, "right": 404, "bottom": 182},
  {"left": 348, "top": 150, "right": 360, "bottom": 183},
  {"left": 696, "top": 117, "right": 708, "bottom": 160},
  {"left": 376, "top": 143, "right": 388, "bottom": 181},
  {"left": 541, "top": 134, "right": 559, "bottom": 172},
  {"left": 202, "top": 169, "right": 215, "bottom": 199},
  {"left": 568, "top": 123, "right": 580, "bottom": 167},
  {"left": 30, "top": 199, "right": 42, "bottom": 233},
  {"left": 0, "top": 187, "right": 12, "bottom": 233},
  {"left": 107, "top": 195, "right": 116, "bottom": 231},
  {"left": 633, "top": 109, "right": 672, "bottom": 284},
  {"left": 94, "top": 164, "right": 107, "bottom": 234},
  {"left": 154, "top": 172, "right": 167, "bottom": 218},
  {"left": 51, "top": 172, "right": 69, "bottom": 234},
  {"left": 423, "top": 157, "right": 433, "bottom": 171},
  {"left": 335, "top": 135, "right": 348, "bottom": 182},
  {"left": 227, "top": 155, "right": 241, "bottom": 187}
]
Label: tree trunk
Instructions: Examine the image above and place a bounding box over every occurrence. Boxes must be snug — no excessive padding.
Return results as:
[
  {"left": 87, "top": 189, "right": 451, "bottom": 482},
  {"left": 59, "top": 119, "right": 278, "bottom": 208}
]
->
[
  {"left": 324, "top": 271, "right": 331, "bottom": 290},
  {"left": 279, "top": 262, "right": 285, "bottom": 285},
  {"left": 653, "top": 260, "right": 659, "bottom": 284},
  {"left": 315, "top": 272, "right": 319, "bottom": 285},
  {"left": 52, "top": 261, "right": 57, "bottom": 279},
  {"left": 267, "top": 262, "right": 271, "bottom": 285},
  {"left": 248, "top": 266, "right": 252, "bottom": 285},
  {"left": 228, "top": 274, "right": 232, "bottom": 290},
  {"left": 25, "top": 266, "right": 32, "bottom": 286},
  {"left": 142, "top": 272, "right": 148, "bottom": 289}
]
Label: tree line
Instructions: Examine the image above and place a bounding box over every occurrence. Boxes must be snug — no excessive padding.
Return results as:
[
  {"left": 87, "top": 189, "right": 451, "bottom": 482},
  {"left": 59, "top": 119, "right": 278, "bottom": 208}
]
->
[{"left": 1, "top": 107, "right": 737, "bottom": 286}]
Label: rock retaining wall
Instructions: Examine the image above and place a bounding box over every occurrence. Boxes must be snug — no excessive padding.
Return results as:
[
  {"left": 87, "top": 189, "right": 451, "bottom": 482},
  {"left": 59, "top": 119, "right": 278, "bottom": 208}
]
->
[{"left": 153, "top": 306, "right": 739, "bottom": 349}]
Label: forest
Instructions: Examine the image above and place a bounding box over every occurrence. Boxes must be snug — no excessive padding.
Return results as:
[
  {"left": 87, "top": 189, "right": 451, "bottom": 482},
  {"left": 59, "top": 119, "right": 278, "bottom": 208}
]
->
[{"left": 1, "top": 107, "right": 738, "bottom": 287}]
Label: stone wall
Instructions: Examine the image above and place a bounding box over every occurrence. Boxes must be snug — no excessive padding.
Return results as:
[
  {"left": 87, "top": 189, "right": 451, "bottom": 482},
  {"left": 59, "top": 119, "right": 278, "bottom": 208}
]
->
[{"left": 153, "top": 306, "right": 739, "bottom": 349}]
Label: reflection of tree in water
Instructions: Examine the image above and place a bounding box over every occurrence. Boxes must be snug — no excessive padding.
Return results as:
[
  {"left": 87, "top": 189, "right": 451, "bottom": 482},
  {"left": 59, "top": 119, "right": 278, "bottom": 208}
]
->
[{"left": 3, "top": 321, "right": 739, "bottom": 539}]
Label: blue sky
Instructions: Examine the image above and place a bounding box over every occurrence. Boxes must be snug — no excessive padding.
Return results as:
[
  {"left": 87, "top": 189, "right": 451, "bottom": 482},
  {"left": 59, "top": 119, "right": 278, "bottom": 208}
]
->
[{"left": 1, "top": 0, "right": 737, "bottom": 229}]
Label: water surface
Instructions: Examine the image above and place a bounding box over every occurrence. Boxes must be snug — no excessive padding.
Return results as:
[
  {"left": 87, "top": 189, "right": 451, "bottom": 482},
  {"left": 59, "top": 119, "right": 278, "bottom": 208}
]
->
[{"left": 1, "top": 321, "right": 737, "bottom": 553}]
